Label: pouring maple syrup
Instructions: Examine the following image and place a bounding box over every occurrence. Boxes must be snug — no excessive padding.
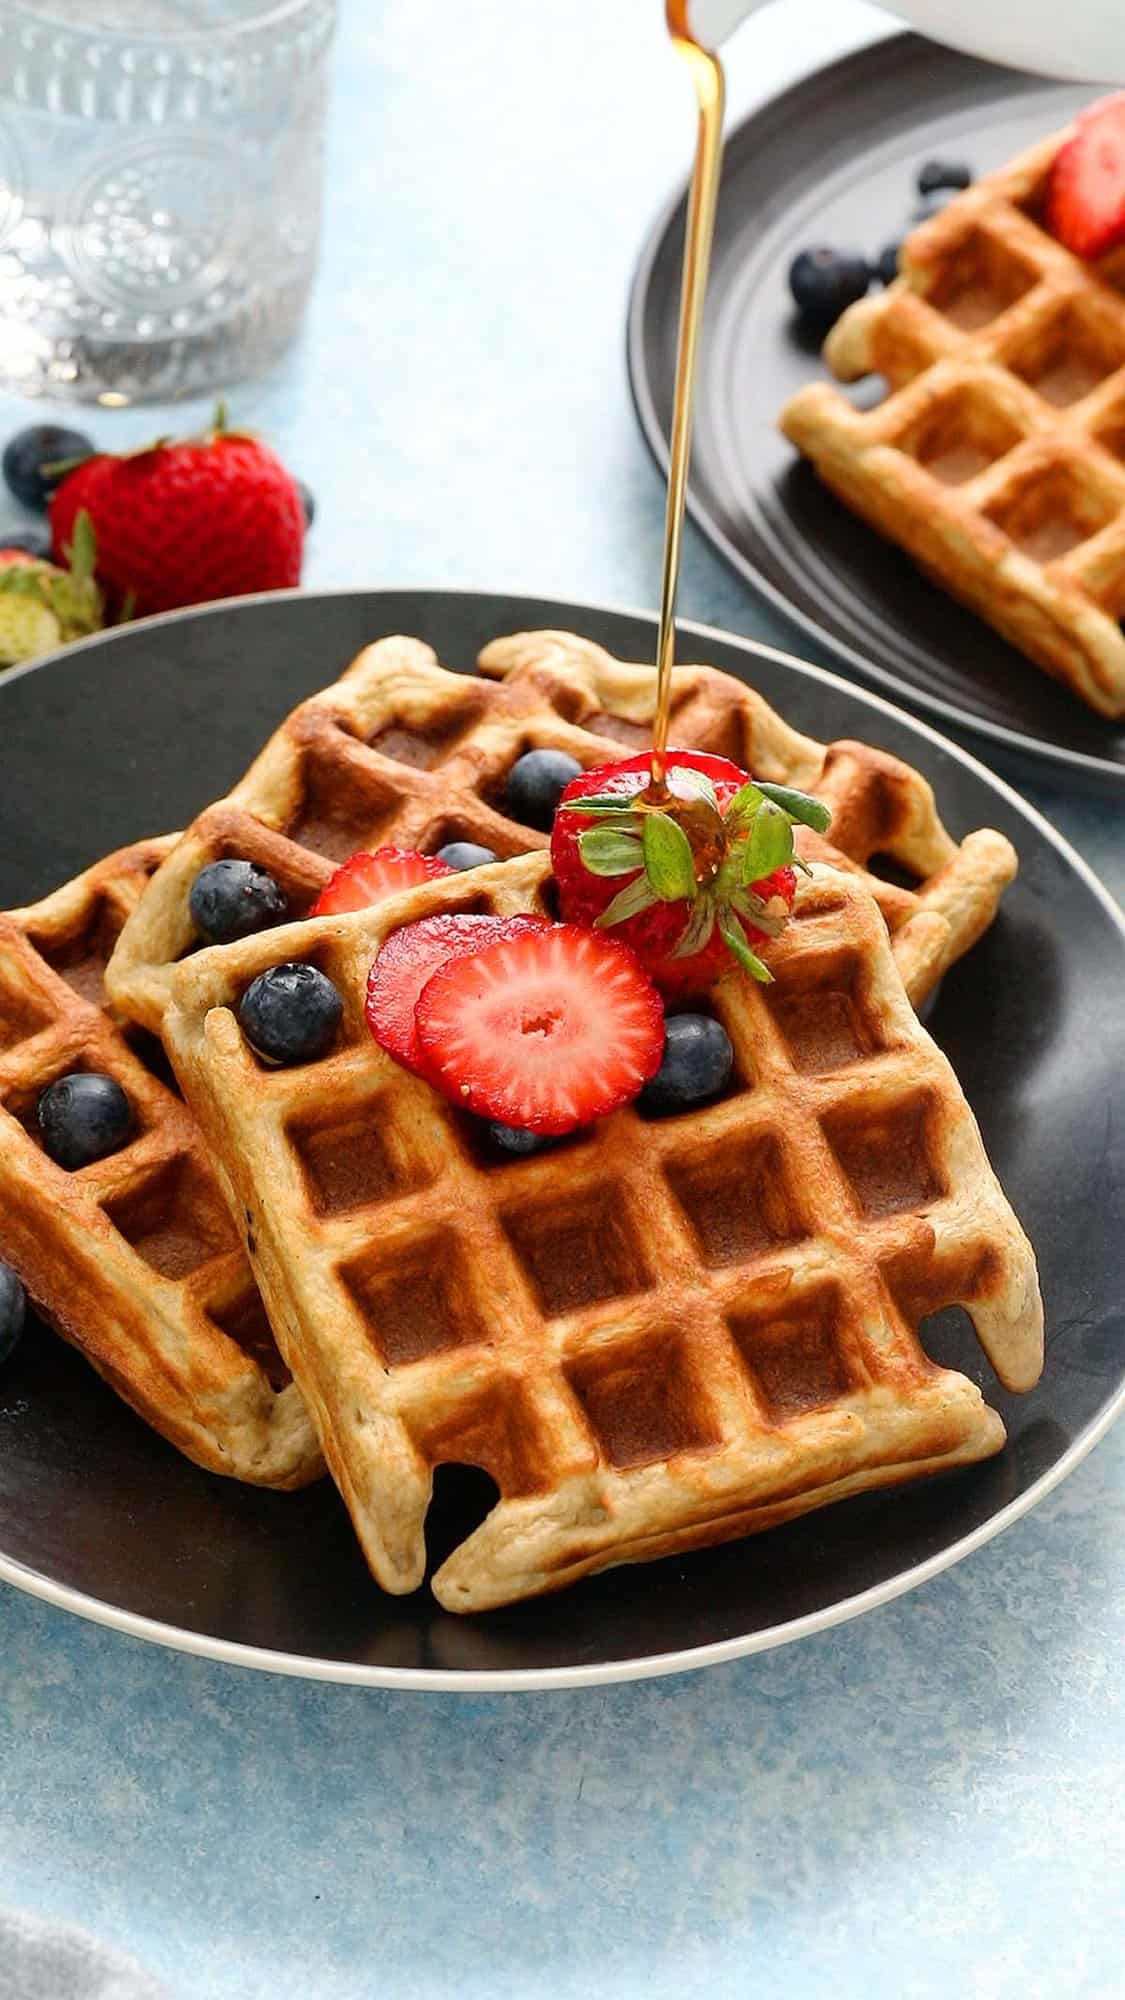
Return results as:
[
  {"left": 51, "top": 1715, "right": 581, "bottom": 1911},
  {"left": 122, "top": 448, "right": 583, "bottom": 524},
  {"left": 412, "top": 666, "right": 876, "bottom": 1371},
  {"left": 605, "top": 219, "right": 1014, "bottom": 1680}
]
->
[{"left": 648, "top": 1, "right": 726, "bottom": 803}]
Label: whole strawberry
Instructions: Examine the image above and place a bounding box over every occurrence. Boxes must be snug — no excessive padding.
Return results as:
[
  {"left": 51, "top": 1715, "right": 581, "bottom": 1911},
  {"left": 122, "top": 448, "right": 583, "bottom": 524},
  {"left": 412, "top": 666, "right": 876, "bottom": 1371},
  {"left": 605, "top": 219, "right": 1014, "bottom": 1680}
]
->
[
  {"left": 49, "top": 404, "right": 303, "bottom": 618},
  {"left": 551, "top": 750, "right": 830, "bottom": 996}
]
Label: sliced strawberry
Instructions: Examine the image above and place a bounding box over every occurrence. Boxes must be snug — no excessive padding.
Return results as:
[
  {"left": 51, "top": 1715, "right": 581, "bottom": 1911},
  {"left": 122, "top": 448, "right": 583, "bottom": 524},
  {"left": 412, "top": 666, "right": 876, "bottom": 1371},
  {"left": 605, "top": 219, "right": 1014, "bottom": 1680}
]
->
[
  {"left": 1046, "top": 95, "right": 1125, "bottom": 261},
  {"left": 312, "top": 846, "right": 454, "bottom": 918},
  {"left": 365, "top": 913, "right": 548, "bottom": 1075},
  {"left": 414, "top": 923, "right": 665, "bottom": 1135}
]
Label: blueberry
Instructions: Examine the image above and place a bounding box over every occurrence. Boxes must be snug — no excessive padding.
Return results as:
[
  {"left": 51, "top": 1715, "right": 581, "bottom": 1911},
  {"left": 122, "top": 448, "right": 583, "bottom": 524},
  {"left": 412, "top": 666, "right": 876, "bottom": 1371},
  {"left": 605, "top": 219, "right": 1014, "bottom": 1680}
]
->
[
  {"left": 917, "top": 159, "right": 972, "bottom": 197},
  {"left": 639, "top": 1015, "right": 733, "bottom": 1116},
  {"left": 38, "top": 1072, "right": 133, "bottom": 1170},
  {"left": 0, "top": 527, "right": 51, "bottom": 559},
  {"left": 2, "top": 424, "right": 94, "bottom": 512},
  {"left": 503, "top": 749, "right": 584, "bottom": 831},
  {"left": 0, "top": 1263, "right": 26, "bottom": 1367},
  {"left": 238, "top": 962, "right": 343, "bottom": 1065},
  {"left": 297, "top": 479, "right": 316, "bottom": 529},
  {"left": 487, "top": 1122, "right": 558, "bottom": 1156},
  {"left": 875, "top": 242, "right": 902, "bottom": 287},
  {"left": 788, "top": 248, "right": 870, "bottom": 330},
  {"left": 437, "top": 840, "right": 499, "bottom": 872},
  {"left": 189, "top": 859, "right": 288, "bottom": 946}
]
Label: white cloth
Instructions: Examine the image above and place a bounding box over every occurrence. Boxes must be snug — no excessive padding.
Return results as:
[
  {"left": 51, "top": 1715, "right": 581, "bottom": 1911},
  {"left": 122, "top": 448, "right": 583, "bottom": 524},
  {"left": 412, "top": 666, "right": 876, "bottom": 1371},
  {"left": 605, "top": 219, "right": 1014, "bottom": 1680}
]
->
[{"left": 0, "top": 1909, "right": 169, "bottom": 2000}]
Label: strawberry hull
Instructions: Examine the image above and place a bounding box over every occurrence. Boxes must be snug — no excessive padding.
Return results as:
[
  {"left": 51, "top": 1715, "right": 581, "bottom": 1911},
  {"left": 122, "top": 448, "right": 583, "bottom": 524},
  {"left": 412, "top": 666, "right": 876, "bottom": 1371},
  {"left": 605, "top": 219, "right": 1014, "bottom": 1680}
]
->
[{"left": 551, "top": 749, "right": 798, "bottom": 995}]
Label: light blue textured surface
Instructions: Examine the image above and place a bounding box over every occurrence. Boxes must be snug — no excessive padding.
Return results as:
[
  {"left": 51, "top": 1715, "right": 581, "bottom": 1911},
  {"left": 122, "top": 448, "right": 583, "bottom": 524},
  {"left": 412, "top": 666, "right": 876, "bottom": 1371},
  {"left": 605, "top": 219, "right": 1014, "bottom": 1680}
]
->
[{"left": 0, "top": 4, "right": 1122, "bottom": 1995}]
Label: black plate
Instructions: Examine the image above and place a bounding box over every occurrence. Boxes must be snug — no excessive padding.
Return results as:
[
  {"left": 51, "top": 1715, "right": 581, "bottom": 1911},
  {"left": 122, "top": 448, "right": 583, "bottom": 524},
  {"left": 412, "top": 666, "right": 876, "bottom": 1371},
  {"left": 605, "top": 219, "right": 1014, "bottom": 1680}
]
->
[
  {"left": 627, "top": 34, "right": 1125, "bottom": 787},
  {"left": 1, "top": 588, "right": 1122, "bottom": 1689}
]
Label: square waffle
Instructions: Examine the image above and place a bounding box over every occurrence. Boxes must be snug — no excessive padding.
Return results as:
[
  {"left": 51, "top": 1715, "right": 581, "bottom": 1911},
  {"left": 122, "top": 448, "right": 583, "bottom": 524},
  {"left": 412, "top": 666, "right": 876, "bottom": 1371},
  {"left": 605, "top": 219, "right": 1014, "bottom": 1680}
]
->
[
  {"left": 105, "top": 629, "right": 1018, "bottom": 1031},
  {"left": 164, "top": 853, "right": 1042, "bottom": 1613},
  {"left": 780, "top": 126, "right": 1125, "bottom": 716},
  {"left": 0, "top": 839, "right": 322, "bottom": 1488}
]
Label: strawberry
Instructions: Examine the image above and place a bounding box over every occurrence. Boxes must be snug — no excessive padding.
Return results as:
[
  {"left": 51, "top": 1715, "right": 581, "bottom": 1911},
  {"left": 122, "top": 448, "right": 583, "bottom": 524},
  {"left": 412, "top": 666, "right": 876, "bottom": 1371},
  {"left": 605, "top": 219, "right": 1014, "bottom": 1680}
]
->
[
  {"left": 414, "top": 922, "right": 665, "bottom": 1135},
  {"left": 48, "top": 404, "right": 303, "bottom": 619},
  {"left": 1046, "top": 94, "right": 1125, "bottom": 261},
  {"left": 0, "top": 509, "right": 103, "bottom": 667},
  {"left": 311, "top": 847, "right": 454, "bottom": 918},
  {"left": 365, "top": 913, "right": 548, "bottom": 1075},
  {"left": 550, "top": 750, "right": 828, "bottom": 996}
]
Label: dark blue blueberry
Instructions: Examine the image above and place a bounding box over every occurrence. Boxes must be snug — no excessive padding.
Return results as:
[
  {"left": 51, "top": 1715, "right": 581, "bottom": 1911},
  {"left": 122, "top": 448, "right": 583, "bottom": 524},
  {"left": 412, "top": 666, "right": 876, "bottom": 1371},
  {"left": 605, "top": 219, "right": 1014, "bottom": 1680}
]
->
[
  {"left": 189, "top": 859, "right": 288, "bottom": 946},
  {"left": 0, "top": 1263, "right": 26, "bottom": 1367},
  {"left": 639, "top": 1015, "right": 734, "bottom": 1117},
  {"left": 38, "top": 1072, "right": 133, "bottom": 1170},
  {"left": 875, "top": 242, "right": 901, "bottom": 288},
  {"left": 788, "top": 248, "right": 870, "bottom": 330},
  {"left": 297, "top": 479, "right": 316, "bottom": 529},
  {"left": 238, "top": 962, "right": 343, "bottom": 1066},
  {"left": 917, "top": 159, "right": 972, "bottom": 197},
  {"left": 0, "top": 526, "right": 51, "bottom": 559},
  {"left": 2, "top": 424, "right": 94, "bottom": 512},
  {"left": 486, "top": 1122, "right": 558, "bottom": 1157},
  {"left": 503, "top": 749, "right": 584, "bottom": 831},
  {"left": 437, "top": 840, "right": 499, "bottom": 872}
]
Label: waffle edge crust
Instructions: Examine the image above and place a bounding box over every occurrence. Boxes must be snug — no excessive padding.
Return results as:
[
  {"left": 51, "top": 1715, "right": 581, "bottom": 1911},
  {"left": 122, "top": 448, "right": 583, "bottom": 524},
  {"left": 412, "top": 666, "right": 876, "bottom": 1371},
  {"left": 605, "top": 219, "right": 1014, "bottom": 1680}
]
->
[
  {"left": 0, "top": 840, "right": 323, "bottom": 1489},
  {"left": 780, "top": 126, "right": 1125, "bottom": 718},
  {"left": 164, "top": 855, "right": 1043, "bottom": 1614}
]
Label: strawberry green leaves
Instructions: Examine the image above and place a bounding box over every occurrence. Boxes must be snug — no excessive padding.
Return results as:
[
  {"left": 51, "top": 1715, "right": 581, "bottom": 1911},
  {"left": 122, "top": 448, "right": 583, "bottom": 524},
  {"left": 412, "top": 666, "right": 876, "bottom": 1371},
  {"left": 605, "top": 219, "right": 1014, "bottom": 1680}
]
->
[
  {"left": 594, "top": 874, "right": 660, "bottom": 928},
  {"left": 577, "top": 827, "right": 645, "bottom": 877},
  {"left": 718, "top": 908, "right": 771, "bottom": 982},
  {"left": 740, "top": 798, "right": 794, "bottom": 885},
  {"left": 665, "top": 765, "right": 719, "bottom": 811},
  {"left": 642, "top": 811, "right": 696, "bottom": 901},
  {"left": 671, "top": 893, "right": 717, "bottom": 960},
  {"left": 753, "top": 780, "right": 832, "bottom": 835},
  {"left": 563, "top": 754, "right": 831, "bottom": 990}
]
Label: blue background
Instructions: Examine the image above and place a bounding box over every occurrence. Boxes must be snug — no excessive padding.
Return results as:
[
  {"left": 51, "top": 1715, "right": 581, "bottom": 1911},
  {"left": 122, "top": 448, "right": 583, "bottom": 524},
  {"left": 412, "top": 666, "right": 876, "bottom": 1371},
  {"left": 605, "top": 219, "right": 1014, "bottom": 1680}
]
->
[{"left": 1, "top": 4, "right": 1122, "bottom": 1994}]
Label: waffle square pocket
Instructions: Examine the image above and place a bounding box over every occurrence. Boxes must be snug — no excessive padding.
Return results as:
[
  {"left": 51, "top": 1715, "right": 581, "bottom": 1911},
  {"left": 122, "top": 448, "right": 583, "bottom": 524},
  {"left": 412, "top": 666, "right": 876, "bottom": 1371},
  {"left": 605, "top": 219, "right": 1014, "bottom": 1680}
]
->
[{"left": 164, "top": 854, "right": 1042, "bottom": 1612}]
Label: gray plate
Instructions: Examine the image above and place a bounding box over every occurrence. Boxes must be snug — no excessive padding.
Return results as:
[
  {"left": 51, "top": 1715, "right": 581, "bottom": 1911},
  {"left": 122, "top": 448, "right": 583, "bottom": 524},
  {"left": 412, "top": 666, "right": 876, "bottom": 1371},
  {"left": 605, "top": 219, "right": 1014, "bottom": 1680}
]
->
[
  {"left": 0, "top": 587, "right": 1122, "bottom": 1689},
  {"left": 627, "top": 34, "right": 1125, "bottom": 787}
]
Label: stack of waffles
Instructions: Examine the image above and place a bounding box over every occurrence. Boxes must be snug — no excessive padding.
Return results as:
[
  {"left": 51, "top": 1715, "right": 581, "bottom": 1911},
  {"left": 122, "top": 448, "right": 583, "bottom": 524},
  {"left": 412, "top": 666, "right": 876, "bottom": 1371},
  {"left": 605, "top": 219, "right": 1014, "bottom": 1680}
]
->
[
  {"left": 780, "top": 124, "right": 1125, "bottom": 717},
  {"left": 0, "top": 628, "right": 1043, "bottom": 1609}
]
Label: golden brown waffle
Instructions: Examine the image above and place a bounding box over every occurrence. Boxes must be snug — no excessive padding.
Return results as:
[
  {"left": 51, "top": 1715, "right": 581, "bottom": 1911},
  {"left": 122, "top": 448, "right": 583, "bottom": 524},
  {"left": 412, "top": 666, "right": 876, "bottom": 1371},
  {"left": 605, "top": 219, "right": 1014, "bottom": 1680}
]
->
[
  {"left": 0, "top": 839, "right": 323, "bottom": 1489},
  {"left": 164, "top": 853, "right": 1042, "bottom": 1613},
  {"left": 105, "top": 630, "right": 1017, "bottom": 1030},
  {"left": 780, "top": 126, "right": 1125, "bottom": 716}
]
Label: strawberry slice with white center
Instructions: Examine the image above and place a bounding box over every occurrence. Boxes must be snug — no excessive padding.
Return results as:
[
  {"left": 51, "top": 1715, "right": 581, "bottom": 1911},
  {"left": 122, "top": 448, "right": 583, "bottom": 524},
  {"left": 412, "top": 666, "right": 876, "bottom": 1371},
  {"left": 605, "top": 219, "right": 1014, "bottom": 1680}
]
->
[
  {"left": 312, "top": 846, "right": 454, "bottom": 918},
  {"left": 365, "top": 912, "right": 548, "bottom": 1075},
  {"left": 414, "top": 923, "right": 665, "bottom": 1135}
]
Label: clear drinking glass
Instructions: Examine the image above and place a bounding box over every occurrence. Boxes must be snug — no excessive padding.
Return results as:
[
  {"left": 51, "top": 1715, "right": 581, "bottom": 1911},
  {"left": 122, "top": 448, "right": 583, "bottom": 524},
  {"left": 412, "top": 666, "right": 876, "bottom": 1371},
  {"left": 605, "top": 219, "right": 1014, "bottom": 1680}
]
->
[{"left": 0, "top": 0, "right": 337, "bottom": 404}]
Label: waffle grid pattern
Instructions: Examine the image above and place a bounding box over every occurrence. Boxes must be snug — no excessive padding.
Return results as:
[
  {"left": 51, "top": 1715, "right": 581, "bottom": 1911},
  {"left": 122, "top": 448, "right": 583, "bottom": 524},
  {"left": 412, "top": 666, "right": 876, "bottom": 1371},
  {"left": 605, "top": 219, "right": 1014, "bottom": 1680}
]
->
[
  {"left": 105, "top": 630, "right": 1018, "bottom": 1031},
  {"left": 780, "top": 129, "right": 1125, "bottom": 715},
  {"left": 0, "top": 840, "right": 322, "bottom": 1488},
  {"left": 166, "top": 854, "right": 1042, "bottom": 1613}
]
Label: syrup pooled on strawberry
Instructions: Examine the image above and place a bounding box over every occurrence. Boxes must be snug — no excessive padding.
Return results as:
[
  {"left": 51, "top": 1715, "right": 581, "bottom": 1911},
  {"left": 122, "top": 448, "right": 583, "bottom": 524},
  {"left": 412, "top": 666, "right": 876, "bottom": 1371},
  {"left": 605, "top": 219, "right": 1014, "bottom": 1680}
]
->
[{"left": 550, "top": 750, "right": 830, "bottom": 995}]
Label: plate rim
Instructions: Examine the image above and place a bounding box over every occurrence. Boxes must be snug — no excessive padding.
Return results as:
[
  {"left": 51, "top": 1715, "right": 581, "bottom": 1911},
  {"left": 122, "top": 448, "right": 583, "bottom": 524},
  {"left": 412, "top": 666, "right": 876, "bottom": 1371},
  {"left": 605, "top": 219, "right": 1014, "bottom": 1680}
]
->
[
  {"left": 625, "top": 29, "right": 1125, "bottom": 790},
  {"left": 2, "top": 582, "right": 1123, "bottom": 1692}
]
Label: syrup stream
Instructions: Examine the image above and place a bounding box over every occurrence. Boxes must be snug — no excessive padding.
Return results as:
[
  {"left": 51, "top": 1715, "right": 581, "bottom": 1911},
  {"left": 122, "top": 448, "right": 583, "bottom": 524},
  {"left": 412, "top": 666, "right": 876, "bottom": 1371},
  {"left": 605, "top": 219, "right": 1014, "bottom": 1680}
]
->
[{"left": 650, "top": 10, "right": 726, "bottom": 795}]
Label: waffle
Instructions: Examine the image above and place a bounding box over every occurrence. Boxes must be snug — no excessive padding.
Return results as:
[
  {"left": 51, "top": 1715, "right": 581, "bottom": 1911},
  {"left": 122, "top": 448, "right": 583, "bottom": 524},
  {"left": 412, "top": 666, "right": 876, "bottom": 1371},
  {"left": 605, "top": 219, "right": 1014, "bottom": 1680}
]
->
[
  {"left": 164, "top": 852, "right": 1043, "bottom": 1613},
  {"left": 780, "top": 126, "right": 1125, "bottom": 717},
  {"left": 105, "top": 630, "right": 1017, "bottom": 1031},
  {"left": 0, "top": 839, "right": 323, "bottom": 1488}
]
